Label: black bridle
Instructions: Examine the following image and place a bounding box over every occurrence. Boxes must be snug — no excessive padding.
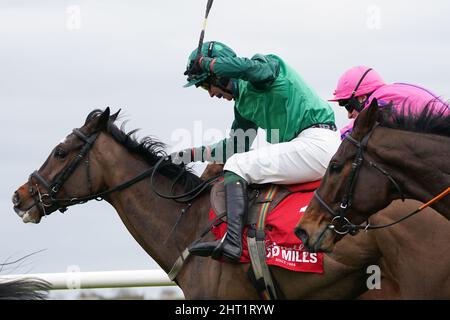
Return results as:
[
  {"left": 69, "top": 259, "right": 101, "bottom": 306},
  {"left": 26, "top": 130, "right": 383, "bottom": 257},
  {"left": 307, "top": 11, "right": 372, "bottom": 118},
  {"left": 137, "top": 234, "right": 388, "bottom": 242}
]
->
[
  {"left": 25, "top": 128, "right": 216, "bottom": 218},
  {"left": 313, "top": 124, "right": 408, "bottom": 235},
  {"left": 26, "top": 129, "right": 100, "bottom": 215}
]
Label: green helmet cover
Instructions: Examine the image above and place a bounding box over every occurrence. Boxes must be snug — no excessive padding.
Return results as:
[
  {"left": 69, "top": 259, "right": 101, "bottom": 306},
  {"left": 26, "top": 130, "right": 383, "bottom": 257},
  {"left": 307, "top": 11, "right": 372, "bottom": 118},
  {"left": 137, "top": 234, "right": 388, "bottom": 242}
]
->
[{"left": 184, "top": 41, "right": 236, "bottom": 88}]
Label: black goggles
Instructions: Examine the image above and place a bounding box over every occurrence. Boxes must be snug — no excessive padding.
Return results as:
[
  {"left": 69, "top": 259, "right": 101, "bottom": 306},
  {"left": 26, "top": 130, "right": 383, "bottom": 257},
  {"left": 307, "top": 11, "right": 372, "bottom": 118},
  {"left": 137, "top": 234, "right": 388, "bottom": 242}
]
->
[{"left": 339, "top": 98, "right": 365, "bottom": 113}]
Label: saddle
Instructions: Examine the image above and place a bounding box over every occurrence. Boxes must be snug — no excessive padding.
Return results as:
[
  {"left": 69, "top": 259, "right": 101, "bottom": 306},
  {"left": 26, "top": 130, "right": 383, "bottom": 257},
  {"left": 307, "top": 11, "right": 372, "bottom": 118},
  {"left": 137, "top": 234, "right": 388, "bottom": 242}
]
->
[{"left": 210, "top": 179, "right": 321, "bottom": 226}]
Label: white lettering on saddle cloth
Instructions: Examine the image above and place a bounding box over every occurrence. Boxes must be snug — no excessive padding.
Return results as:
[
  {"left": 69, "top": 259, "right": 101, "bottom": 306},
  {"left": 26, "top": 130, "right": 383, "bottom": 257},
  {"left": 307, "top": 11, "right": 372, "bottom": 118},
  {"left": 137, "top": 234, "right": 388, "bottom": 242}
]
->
[
  {"left": 256, "top": 203, "right": 321, "bottom": 271},
  {"left": 266, "top": 242, "right": 319, "bottom": 267}
]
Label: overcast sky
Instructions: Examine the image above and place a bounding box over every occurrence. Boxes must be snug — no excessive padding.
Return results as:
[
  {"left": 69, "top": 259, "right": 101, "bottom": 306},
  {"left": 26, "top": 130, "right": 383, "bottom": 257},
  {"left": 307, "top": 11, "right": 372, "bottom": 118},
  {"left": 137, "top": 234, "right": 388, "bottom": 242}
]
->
[{"left": 1, "top": 0, "right": 449, "bottom": 299}]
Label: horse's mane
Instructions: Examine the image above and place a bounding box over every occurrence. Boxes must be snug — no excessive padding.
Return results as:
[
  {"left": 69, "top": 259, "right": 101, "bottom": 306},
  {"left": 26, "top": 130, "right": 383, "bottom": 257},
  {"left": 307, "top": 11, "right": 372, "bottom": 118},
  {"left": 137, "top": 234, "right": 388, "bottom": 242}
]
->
[
  {"left": 378, "top": 100, "right": 450, "bottom": 137},
  {"left": 85, "top": 110, "right": 204, "bottom": 191}
]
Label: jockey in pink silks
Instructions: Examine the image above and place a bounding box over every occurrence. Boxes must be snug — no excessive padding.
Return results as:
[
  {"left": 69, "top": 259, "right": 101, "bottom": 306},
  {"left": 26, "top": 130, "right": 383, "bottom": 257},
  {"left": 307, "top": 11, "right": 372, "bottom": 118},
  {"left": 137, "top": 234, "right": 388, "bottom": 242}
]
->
[{"left": 329, "top": 66, "right": 449, "bottom": 139}]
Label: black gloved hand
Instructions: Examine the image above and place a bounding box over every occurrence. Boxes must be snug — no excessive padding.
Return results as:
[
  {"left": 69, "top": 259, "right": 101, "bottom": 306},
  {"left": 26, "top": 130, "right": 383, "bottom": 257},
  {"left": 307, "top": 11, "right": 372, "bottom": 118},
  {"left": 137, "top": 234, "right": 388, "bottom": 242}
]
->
[
  {"left": 184, "top": 56, "right": 204, "bottom": 77},
  {"left": 170, "top": 148, "right": 194, "bottom": 165}
]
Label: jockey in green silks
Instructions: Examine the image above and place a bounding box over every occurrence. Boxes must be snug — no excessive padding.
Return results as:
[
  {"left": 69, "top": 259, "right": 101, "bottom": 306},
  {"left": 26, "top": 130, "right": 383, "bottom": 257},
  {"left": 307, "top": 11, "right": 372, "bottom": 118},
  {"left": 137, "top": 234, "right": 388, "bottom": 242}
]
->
[{"left": 173, "top": 41, "right": 340, "bottom": 262}]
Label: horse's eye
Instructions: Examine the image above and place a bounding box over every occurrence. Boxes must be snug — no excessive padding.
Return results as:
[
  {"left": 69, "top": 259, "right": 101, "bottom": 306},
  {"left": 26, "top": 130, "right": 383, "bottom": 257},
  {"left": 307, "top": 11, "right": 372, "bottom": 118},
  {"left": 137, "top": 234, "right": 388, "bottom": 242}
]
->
[
  {"left": 54, "top": 147, "right": 68, "bottom": 159},
  {"left": 329, "top": 161, "right": 343, "bottom": 173}
]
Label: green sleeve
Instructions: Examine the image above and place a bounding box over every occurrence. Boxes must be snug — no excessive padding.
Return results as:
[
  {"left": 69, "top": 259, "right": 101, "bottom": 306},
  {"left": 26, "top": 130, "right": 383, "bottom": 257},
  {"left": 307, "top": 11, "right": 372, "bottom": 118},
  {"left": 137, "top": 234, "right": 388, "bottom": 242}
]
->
[
  {"left": 201, "top": 54, "right": 279, "bottom": 85},
  {"left": 207, "top": 107, "right": 258, "bottom": 163}
]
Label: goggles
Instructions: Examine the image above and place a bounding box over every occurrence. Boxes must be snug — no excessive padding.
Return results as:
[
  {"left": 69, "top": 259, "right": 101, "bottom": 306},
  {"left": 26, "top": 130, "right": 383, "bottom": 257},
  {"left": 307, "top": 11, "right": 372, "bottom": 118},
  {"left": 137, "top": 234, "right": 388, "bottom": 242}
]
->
[{"left": 339, "top": 98, "right": 364, "bottom": 113}]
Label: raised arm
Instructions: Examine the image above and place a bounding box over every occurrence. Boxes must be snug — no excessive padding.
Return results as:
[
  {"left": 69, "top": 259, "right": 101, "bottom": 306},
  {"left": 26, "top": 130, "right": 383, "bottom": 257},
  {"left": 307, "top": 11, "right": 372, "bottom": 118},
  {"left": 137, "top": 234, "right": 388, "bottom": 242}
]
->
[{"left": 200, "top": 54, "right": 280, "bottom": 85}]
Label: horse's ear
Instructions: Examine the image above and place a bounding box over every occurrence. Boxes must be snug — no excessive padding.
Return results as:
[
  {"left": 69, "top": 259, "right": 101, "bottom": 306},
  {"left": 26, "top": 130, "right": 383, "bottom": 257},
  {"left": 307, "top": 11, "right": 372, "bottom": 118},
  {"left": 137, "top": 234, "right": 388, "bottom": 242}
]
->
[
  {"left": 352, "top": 98, "right": 379, "bottom": 139},
  {"left": 96, "top": 107, "right": 111, "bottom": 131},
  {"left": 110, "top": 109, "right": 121, "bottom": 122}
]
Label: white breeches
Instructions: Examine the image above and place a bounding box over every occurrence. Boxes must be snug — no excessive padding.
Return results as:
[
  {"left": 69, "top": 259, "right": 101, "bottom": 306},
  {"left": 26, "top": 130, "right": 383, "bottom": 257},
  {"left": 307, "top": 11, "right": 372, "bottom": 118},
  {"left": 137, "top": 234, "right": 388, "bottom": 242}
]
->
[{"left": 223, "top": 127, "right": 341, "bottom": 185}]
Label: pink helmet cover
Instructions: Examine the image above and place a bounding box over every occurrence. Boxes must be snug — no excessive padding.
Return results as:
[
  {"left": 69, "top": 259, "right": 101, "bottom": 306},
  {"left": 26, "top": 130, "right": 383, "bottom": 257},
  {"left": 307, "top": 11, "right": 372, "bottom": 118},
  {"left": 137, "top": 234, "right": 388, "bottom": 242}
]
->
[{"left": 329, "top": 66, "right": 386, "bottom": 101}]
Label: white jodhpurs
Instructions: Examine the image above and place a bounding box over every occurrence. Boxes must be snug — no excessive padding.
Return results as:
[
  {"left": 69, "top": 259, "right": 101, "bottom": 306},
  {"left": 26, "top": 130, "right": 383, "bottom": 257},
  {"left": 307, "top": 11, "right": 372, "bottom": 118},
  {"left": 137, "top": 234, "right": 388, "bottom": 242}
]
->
[{"left": 223, "top": 127, "right": 341, "bottom": 185}]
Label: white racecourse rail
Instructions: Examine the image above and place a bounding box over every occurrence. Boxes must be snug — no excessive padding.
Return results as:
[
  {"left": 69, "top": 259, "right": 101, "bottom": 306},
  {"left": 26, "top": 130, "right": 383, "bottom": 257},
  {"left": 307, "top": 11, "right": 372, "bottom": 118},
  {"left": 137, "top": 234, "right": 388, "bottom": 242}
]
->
[{"left": 0, "top": 269, "right": 175, "bottom": 290}]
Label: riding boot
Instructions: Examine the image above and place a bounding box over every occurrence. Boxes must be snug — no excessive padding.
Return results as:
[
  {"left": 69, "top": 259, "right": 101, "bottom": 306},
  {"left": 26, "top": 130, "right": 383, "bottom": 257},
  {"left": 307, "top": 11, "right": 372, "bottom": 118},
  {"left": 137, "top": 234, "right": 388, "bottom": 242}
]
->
[{"left": 188, "top": 180, "right": 248, "bottom": 262}]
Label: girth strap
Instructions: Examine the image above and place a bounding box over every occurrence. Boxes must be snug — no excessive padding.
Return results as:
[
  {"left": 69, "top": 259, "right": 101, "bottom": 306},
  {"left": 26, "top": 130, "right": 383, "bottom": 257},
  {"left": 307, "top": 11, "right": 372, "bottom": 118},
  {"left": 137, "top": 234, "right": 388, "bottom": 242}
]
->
[
  {"left": 167, "top": 212, "right": 227, "bottom": 282},
  {"left": 247, "top": 185, "right": 280, "bottom": 300},
  {"left": 167, "top": 248, "right": 190, "bottom": 282}
]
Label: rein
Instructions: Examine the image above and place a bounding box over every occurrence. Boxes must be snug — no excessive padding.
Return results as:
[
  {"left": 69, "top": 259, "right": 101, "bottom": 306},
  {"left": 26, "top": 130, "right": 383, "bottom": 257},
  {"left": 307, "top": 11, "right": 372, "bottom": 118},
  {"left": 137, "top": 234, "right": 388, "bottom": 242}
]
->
[
  {"left": 314, "top": 124, "right": 449, "bottom": 235},
  {"left": 150, "top": 157, "right": 219, "bottom": 203},
  {"left": 26, "top": 128, "right": 217, "bottom": 216}
]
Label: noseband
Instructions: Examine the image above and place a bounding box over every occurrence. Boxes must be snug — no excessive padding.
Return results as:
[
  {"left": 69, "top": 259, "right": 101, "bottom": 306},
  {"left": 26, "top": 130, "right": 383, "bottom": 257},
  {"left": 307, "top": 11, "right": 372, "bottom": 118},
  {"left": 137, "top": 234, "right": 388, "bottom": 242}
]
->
[{"left": 314, "top": 124, "right": 407, "bottom": 235}]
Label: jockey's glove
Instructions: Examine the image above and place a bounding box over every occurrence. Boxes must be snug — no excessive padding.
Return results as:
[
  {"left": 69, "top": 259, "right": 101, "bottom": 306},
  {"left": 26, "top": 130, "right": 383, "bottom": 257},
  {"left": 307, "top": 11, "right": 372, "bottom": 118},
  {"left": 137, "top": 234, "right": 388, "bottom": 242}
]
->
[
  {"left": 185, "top": 56, "right": 205, "bottom": 77},
  {"left": 170, "top": 146, "right": 212, "bottom": 165}
]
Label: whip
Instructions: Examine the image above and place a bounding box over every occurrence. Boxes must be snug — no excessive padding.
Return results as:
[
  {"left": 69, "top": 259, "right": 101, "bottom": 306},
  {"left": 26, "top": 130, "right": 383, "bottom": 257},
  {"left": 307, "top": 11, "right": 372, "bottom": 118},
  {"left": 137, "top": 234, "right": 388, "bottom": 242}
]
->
[{"left": 195, "top": 0, "right": 214, "bottom": 59}]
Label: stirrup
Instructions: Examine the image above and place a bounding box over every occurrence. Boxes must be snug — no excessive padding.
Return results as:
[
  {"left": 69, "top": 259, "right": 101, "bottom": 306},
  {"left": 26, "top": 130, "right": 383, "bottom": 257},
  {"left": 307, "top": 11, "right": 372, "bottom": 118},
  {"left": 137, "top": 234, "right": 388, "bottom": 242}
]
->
[
  {"left": 188, "top": 235, "right": 226, "bottom": 258},
  {"left": 218, "top": 233, "right": 242, "bottom": 263}
]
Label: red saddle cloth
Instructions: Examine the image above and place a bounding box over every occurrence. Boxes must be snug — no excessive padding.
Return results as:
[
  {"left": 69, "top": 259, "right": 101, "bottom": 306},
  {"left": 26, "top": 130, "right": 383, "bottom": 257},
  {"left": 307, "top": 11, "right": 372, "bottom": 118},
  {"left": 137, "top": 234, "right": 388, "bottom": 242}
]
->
[{"left": 209, "top": 181, "right": 324, "bottom": 273}]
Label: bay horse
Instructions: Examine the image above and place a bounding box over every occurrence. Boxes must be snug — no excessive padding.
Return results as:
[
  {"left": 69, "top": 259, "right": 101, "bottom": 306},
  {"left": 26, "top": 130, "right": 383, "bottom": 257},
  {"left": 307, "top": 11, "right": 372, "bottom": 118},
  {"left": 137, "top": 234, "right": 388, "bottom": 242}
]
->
[
  {"left": 295, "top": 99, "right": 450, "bottom": 253},
  {"left": 11, "top": 108, "right": 450, "bottom": 299}
]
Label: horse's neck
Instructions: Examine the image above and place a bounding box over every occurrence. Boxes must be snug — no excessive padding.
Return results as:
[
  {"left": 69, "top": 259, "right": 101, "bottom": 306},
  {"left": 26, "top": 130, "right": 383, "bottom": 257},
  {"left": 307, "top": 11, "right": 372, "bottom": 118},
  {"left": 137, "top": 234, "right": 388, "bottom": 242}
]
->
[
  {"left": 372, "top": 129, "right": 450, "bottom": 214},
  {"left": 97, "top": 143, "right": 210, "bottom": 273}
]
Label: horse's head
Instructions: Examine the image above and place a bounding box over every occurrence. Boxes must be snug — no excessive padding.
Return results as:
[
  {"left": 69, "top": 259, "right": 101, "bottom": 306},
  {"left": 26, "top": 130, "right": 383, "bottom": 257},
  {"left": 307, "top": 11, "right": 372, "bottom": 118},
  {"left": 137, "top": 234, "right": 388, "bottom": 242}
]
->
[
  {"left": 12, "top": 108, "right": 119, "bottom": 223},
  {"left": 295, "top": 99, "right": 397, "bottom": 252}
]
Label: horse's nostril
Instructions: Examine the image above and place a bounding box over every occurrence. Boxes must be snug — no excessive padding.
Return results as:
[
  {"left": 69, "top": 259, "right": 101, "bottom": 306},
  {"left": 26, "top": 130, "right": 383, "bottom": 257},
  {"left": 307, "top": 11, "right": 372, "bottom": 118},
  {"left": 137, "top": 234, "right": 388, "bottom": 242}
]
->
[
  {"left": 12, "top": 191, "right": 21, "bottom": 206},
  {"left": 295, "top": 227, "right": 309, "bottom": 245}
]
